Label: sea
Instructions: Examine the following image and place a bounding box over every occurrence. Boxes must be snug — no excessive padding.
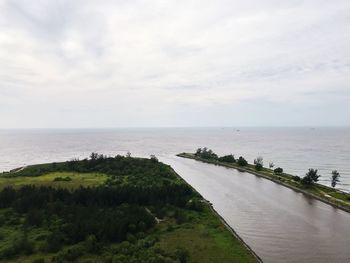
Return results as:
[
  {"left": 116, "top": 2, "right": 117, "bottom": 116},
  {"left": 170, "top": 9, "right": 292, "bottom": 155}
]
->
[{"left": 0, "top": 127, "right": 349, "bottom": 191}]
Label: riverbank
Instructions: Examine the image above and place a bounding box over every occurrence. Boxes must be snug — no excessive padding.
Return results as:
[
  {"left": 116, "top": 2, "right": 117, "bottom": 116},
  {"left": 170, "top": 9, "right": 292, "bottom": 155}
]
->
[
  {"left": 0, "top": 155, "right": 259, "bottom": 262},
  {"left": 177, "top": 153, "right": 350, "bottom": 213}
]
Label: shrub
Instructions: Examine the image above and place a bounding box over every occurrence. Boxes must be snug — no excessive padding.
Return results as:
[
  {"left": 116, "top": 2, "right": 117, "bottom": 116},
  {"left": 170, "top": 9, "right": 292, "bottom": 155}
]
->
[
  {"left": 45, "top": 231, "right": 64, "bottom": 253},
  {"left": 185, "top": 199, "right": 204, "bottom": 211},
  {"left": 237, "top": 157, "right": 248, "bottom": 166},
  {"left": 218, "top": 154, "right": 235, "bottom": 163},
  {"left": 25, "top": 209, "right": 44, "bottom": 226},
  {"left": 331, "top": 170, "right": 340, "bottom": 188},
  {"left": 274, "top": 167, "right": 283, "bottom": 175},
  {"left": 254, "top": 157, "right": 263, "bottom": 171},
  {"left": 53, "top": 176, "right": 72, "bottom": 182},
  {"left": 53, "top": 244, "right": 85, "bottom": 262},
  {"left": 301, "top": 169, "right": 320, "bottom": 185},
  {"left": 292, "top": 176, "right": 301, "bottom": 181},
  {"left": 194, "top": 148, "right": 218, "bottom": 160}
]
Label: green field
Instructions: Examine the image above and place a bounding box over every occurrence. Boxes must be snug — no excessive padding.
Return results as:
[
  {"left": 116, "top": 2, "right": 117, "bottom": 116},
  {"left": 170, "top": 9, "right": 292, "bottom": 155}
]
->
[
  {"left": 0, "top": 155, "right": 259, "bottom": 263},
  {"left": 0, "top": 172, "right": 108, "bottom": 190}
]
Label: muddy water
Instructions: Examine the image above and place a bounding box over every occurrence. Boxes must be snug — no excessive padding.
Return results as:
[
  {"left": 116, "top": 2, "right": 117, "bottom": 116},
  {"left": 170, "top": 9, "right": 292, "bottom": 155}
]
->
[{"left": 163, "top": 156, "right": 350, "bottom": 263}]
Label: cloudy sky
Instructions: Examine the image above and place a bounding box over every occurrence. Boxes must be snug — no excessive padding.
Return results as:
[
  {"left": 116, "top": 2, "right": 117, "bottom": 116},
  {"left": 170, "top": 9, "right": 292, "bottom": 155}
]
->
[{"left": 0, "top": 0, "right": 349, "bottom": 128}]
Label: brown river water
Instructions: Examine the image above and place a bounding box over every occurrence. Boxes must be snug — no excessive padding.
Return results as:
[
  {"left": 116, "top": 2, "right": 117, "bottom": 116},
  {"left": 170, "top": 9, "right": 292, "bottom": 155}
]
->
[{"left": 164, "top": 156, "right": 350, "bottom": 263}]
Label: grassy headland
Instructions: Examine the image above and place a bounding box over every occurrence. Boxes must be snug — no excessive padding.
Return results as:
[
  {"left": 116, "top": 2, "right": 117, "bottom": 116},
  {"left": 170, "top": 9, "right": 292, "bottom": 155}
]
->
[
  {"left": 177, "top": 150, "right": 350, "bottom": 213},
  {"left": 0, "top": 154, "right": 259, "bottom": 263}
]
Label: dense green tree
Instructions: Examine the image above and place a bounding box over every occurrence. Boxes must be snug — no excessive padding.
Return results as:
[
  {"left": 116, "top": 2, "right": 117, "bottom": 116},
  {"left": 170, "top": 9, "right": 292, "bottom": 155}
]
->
[
  {"left": 194, "top": 148, "right": 218, "bottom": 160},
  {"left": 301, "top": 169, "right": 320, "bottom": 185},
  {"left": 237, "top": 156, "right": 248, "bottom": 166},
  {"left": 274, "top": 167, "right": 283, "bottom": 175},
  {"left": 218, "top": 154, "right": 235, "bottom": 163}
]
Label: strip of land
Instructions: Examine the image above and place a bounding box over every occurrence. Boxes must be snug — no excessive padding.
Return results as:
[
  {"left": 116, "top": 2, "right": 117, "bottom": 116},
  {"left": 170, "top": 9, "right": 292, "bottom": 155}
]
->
[
  {"left": 177, "top": 153, "right": 350, "bottom": 213},
  {"left": 0, "top": 155, "right": 260, "bottom": 263}
]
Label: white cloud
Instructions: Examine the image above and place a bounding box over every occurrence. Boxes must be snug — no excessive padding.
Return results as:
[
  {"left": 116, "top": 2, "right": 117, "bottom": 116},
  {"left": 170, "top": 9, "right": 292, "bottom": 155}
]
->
[{"left": 0, "top": 0, "right": 350, "bottom": 127}]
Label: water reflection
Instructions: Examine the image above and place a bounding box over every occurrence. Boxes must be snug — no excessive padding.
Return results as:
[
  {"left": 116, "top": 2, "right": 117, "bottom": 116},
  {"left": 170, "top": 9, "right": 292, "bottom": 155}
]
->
[{"left": 163, "top": 156, "right": 350, "bottom": 263}]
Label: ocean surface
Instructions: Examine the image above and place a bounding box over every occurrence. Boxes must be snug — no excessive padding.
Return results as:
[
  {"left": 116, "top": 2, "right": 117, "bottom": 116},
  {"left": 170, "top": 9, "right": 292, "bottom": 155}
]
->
[
  {"left": 1, "top": 127, "right": 350, "bottom": 262},
  {"left": 0, "top": 127, "right": 349, "bottom": 191}
]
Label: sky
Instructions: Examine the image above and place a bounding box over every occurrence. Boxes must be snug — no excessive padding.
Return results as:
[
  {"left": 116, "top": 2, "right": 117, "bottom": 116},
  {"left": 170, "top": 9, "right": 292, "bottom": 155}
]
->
[{"left": 0, "top": 0, "right": 350, "bottom": 128}]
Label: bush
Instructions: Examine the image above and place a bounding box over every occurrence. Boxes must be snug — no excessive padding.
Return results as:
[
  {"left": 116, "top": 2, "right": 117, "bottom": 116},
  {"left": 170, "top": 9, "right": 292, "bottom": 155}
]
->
[
  {"left": 301, "top": 169, "right": 320, "bottom": 185},
  {"left": 53, "top": 176, "right": 72, "bottom": 182},
  {"left": 254, "top": 157, "right": 263, "bottom": 171},
  {"left": 185, "top": 199, "right": 204, "bottom": 211},
  {"left": 194, "top": 148, "right": 218, "bottom": 160},
  {"left": 175, "top": 248, "right": 189, "bottom": 263},
  {"left": 218, "top": 154, "right": 235, "bottom": 163},
  {"left": 274, "top": 167, "right": 283, "bottom": 175},
  {"left": 237, "top": 157, "right": 248, "bottom": 166},
  {"left": 45, "top": 231, "right": 64, "bottom": 253},
  {"left": 292, "top": 176, "right": 301, "bottom": 181},
  {"left": 25, "top": 209, "right": 44, "bottom": 226},
  {"left": 53, "top": 244, "right": 85, "bottom": 262}
]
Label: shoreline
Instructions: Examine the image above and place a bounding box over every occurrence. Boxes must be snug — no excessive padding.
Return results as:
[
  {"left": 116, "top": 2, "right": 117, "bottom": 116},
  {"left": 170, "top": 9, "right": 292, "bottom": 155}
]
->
[
  {"left": 205, "top": 201, "right": 263, "bottom": 263},
  {"left": 170, "top": 166, "right": 263, "bottom": 262},
  {"left": 177, "top": 153, "right": 350, "bottom": 214}
]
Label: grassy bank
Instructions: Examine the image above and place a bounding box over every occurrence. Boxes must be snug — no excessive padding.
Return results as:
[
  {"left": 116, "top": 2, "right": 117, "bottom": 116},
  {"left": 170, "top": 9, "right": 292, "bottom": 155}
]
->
[
  {"left": 0, "top": 154, "right": 259, "bottom": 263},
  {"left": 177, "top": 152, "right": 350, "bottom": 213}
]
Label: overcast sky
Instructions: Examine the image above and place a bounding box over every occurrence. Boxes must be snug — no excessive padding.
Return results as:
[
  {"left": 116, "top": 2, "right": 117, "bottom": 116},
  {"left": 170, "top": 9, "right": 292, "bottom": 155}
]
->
[{"left": 0, "top": 0, "right": 349, "bottom": 128}]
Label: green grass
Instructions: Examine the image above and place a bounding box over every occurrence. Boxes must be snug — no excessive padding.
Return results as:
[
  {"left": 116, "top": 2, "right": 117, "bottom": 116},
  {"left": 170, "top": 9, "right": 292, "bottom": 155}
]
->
[
  {"left": 157, "top": 206, "right": 257, "bottom": 263},
  {"left": 0, "top": 172, "right": 108, "bottom": 190}
]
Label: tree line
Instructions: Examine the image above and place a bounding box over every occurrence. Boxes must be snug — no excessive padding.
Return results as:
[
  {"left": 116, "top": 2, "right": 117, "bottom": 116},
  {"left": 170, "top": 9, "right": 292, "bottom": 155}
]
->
[{"left": 194, "top": 148, "right": 341, "bottom": 187}]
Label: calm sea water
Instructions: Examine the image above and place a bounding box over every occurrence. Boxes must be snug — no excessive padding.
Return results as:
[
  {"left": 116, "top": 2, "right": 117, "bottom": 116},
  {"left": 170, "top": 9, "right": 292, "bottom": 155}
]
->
[
  {"left": 1, "top": 127, "right": 350, "bottom": 262},
  {"left": 0, "top": 127, "right": 349, "bottom": 191}
]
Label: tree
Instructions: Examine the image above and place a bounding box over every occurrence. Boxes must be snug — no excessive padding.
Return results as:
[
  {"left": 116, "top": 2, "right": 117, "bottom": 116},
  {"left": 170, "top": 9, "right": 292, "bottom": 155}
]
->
[
  {"left": 274, "top": 167, "right": 283, "bottom": 175},
  {"left": 194, "top": 147, "right": 218, "bottom": 160},
  {"left": 218, "top": 154, "right": 235, "bottom": 163},
  {"left": 150, "top": 155, "right": 158, "bottom": 162},
  {"left": 269, "top": 162, "right": 274, "bottom": 169},
  {"left": 237, "top": 156, "right": 248, "bottom": 166},
  {"left": 301, "top": 169, "right": 320, "bottom": 185},
  {"left": 331, "top": 170, "right": 340, "bottom": 188},
  {"left": 254, "top": 156, "right": 263, "bottom": 171},
  {"left": 90, "top": 152, "right": 98, "bottom": 161}
]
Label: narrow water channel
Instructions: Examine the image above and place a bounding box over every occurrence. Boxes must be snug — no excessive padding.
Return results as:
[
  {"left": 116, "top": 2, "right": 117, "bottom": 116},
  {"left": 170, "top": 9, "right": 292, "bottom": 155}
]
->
[{"left": 163, "top": 156, "right": 350, "bottom": 263}]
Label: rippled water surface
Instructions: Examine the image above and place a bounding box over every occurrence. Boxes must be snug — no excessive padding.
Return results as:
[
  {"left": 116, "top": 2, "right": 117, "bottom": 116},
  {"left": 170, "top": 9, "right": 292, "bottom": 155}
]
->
[
  {"left": 0, "top": 127, "right": 350, "bottom": 262},
  {"left": 0, "top": 127, "right": 349, "bottom": 190},
  {"left": 164, "top": 156, "right": 350, "bottom": 263}
]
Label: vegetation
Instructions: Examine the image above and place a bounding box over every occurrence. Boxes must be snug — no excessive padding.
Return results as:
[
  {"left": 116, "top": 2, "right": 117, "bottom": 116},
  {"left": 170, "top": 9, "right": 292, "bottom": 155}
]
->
[
  {"left": 0, "top": 154, "right": 258, "bottom": 263},
  {"left": 274, "top": 167, "right": 283, "bottom": 175},
  {"left": 253, "top": 157, "right": 263, "bottom": 171},
  {"left": 331, "top": 170, "right": 340, "bottom": 188},
  {"left": 195, "top": 148, "right": 218, "bottom": 160},
  {"left": 237, "top": 157, "right": 248, "bottom": 167},
  {"left": 218, "top": 154, "right": 235, "bottom": 163},
  {"left": 177, "top": 149, "right": 350, "bottom": 212},
  {"left": 301, "top": 169, "right": 320, "bottom": 185}
]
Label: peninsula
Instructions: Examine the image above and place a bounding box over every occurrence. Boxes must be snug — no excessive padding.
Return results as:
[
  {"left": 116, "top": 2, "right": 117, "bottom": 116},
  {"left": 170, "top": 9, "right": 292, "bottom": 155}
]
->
[
  {"left": 177, "top": 149, "right": 350, "bottom": 213},
  {"left": 0, "top": 154, "right": 259, "bottom": 263}
]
